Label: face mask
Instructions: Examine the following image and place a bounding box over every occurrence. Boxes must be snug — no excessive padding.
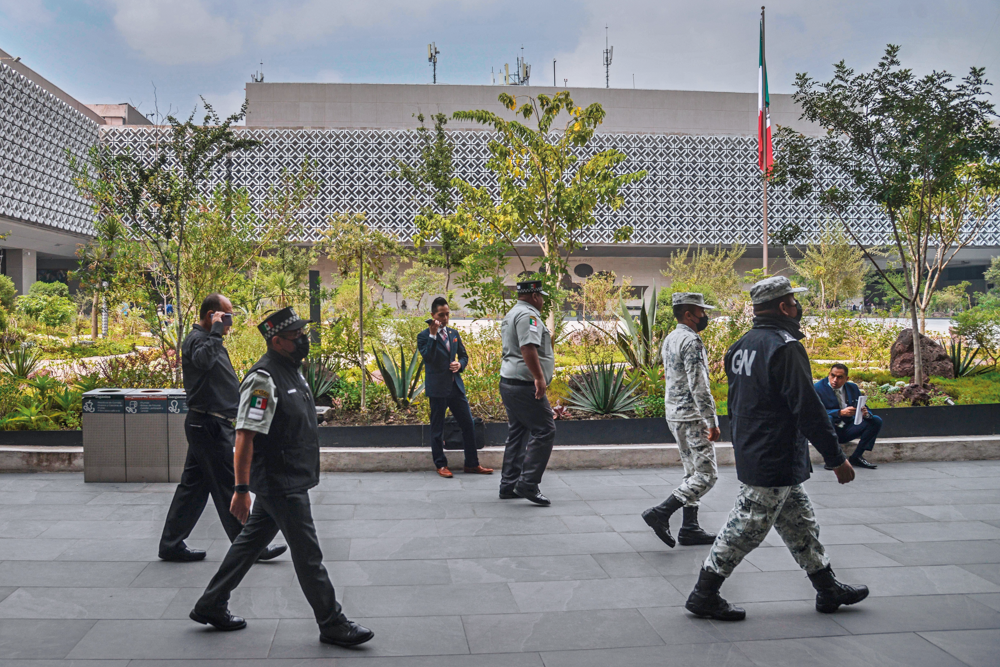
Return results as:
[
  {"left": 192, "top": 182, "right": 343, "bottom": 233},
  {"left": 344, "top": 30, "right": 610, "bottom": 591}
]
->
[
  {"left": 290, "top": 335, "right": 311, "bottom": 364},
  {"left": 792, "top": 299, "right": 804, "bottom": 323},
  {"left": 695, "top": 314, "right": 709, "bottom": 332}
]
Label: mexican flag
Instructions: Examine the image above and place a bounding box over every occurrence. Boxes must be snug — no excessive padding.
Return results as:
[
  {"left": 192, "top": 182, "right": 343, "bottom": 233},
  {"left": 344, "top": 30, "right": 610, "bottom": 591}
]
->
[{"left": 758, "top": 18, "right": 772, "bottom": 174}]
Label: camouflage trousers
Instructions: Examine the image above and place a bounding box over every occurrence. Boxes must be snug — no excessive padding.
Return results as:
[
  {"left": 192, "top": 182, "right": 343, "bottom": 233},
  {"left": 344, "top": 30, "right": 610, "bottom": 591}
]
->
[
  {"left": 667, "top": 420, "right": 718, "bottom": 507},
  {"left": 704, "top": 483, "right": 829, "bottom": 578}
]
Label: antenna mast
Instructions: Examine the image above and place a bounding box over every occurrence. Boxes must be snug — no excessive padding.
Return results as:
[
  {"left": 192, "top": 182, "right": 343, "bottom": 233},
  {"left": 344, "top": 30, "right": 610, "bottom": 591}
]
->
[
  {"left": 427, "top": 43, "right": 440, "bottom": 84},
  {"left": 250, "top": 61, "right": 264, "bottom": 83},
  {"left": 603, "top": 26, "right": 613, "bottom": 88}
]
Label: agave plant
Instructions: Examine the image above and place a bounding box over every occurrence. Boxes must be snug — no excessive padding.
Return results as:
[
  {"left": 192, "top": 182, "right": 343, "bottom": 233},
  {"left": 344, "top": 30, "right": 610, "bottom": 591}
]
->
[
  {"left": 302, "top": 356, "right": 339, "bottom": 401},
  {"left": 615, "top": 286, "right": 661, "bottom": 371},
  {"left": 566, "top": 360, "right": 642, "bottom": 418},
  {"left": 373, "top": 344, "right": 425, "bottom": 408},
  {"left": 27, "top": 374, "right": 61, "bottom": 400},
  {"left": 7, "top": 398, "right": 61, "bottom": 430},
  {"left": 1, "top": 344, "right": 43, "bottom": 380},
  {"left": 51, "top": 387, "right": 83, "bottom": 415},
  {"left": 947, "top": 339, "right": 992, "bottom": 377}
]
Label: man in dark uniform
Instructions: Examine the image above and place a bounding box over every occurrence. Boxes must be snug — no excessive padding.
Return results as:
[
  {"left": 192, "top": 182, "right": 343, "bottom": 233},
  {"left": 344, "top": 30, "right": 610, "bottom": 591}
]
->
[
  {"left": 190, "top": 307, "right": 373, "bottom": 647},
  {"left": 498, "top": 280, "right": 556, "bottom": 506},
  {"left": 159, "top": 293, "right": 286, "bottom": 563},
  {"left": 685, "top": 277, "right": 869, "bottom": 622}
]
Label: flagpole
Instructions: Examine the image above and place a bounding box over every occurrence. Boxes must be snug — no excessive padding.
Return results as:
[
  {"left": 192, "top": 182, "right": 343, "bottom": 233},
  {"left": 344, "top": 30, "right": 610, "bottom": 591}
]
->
[{"left": 761, "top": 5, "right": 768, "bottom": 274}]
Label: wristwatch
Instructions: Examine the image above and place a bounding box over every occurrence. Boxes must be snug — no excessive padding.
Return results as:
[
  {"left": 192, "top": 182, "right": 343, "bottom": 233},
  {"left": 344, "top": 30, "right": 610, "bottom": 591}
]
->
[{"left": 234, "top": 484, "right": 250, "bottom": 494}]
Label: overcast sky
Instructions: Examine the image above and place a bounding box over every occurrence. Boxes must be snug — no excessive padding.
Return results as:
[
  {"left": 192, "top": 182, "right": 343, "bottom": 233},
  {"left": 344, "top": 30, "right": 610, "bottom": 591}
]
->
[{"left": 2, "top": 0, "right": 999, "bottom": 122}]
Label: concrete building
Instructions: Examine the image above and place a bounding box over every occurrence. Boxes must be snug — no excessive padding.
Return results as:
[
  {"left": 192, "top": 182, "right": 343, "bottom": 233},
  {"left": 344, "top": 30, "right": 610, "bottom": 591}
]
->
[{"left": 1, "top": 54, "right": 997, "bottom": 305}]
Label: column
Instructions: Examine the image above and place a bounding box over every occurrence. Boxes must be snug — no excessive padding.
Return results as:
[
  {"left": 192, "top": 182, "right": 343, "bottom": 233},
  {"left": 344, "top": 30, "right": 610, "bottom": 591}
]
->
[{"left": 5, "top": 249, "right": 36, "bottom": 295}]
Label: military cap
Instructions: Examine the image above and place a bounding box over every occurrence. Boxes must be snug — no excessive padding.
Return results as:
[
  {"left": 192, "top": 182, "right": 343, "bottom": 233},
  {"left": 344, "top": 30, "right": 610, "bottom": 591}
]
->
[
  {"left": 516, "top": 279, "right": 548, "bottom": 296},
  {"left": 671, "top": 292, "right": 716, "bottom": 310},
  {"left": 257, "top": 307, "right": 311, "bottom": 340},
  {"left": 749, "top": 276, "right": 808, "bottom": 305}
]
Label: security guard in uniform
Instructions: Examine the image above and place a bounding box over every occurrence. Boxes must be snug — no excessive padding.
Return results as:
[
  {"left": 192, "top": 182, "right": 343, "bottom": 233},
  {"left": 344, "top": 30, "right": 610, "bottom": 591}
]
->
[
  {"left": 190, "top": 307, "right": 373, "bottom": 648},
  {"left": 642, "top": 293, "right": 720, "bottom": 548},
  {"left": 685, "top": 277, "right": 869, "bottom": 622},
  {"left": 498, "top": 280, "right": 556, "bottom": 506}
]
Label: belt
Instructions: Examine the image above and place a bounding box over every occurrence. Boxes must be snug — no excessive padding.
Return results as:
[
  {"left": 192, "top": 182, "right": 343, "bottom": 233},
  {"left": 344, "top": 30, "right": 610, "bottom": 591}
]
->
[
  {"left": 189, "top": 408, "right": 233, "bottom": 421},
  {"left": 500, "top": 377, "right": 536, "bottom": 387}
]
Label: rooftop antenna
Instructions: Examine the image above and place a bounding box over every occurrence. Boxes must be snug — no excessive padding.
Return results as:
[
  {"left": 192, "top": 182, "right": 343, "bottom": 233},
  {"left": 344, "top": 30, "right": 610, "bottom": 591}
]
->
[
  {"left": 427, "top": 42, "right": 440, "bottom": 83},
  {"left": 603, "top": 25, "right": 613, "bottom": 88},
  {"left": 564, "top": 78, "right": 568, "bottom": 87},
  {"left": 553, "top": 59, "right": 556, "bottom": 86},
  {"left": 250, "top": 61, "right": 264, "bottom": 83},
  {"left": 491, "top": 66, "right": 496, "bottom": 85}
]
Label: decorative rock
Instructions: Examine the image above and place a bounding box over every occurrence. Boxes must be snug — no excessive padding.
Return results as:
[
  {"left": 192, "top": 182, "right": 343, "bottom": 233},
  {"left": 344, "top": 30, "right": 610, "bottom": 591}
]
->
[{"left": 889, "top": 329, "right": 954, "bottom": 379}]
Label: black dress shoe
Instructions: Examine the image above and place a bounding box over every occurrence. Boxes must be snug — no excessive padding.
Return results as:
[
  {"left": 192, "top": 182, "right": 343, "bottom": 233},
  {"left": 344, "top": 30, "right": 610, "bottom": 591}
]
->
[
  {"left": 257, "top": 544, "right": 288, "bottom": 561},
  {"left": 850, "top": 457, "right": 878, "bottom": 469},
  {"left": 514, "top": 487, "right": 551, "bottom": 506},
  {"left": 499, "top": 490, "right": 518, "bottom": 499},
  {"left": 159, "top": 547, "right": 206, "bottom": 562},
  {"left": 320, "top": 619, "right": 374, "bottom": 647},
  {"left": 189, "top": 608, "right": 247, "bottom": 631}
]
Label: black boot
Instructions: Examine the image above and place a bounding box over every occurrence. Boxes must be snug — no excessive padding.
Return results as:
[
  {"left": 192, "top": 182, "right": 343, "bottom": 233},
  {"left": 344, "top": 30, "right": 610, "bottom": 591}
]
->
[
  {"left": 677, "top": 506, "right": 716, "bottom": 546},
  {"left": 808, "top": 564, "right": 869, "bottom": 613},
  {"left": 320, "top": 619, "right": 375, "bottom": 647},
  {"left": 685, "top": 568, "right": 746, "bottom": 621},
  {"left": 641, "top": 495, "right": 684, "bottom": 548}
]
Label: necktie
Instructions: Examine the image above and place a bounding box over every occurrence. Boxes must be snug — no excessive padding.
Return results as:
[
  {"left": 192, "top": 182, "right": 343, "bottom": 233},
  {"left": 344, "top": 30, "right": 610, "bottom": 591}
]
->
[{"left": 440, "top": 329, "right": 450, "bottom": 352}]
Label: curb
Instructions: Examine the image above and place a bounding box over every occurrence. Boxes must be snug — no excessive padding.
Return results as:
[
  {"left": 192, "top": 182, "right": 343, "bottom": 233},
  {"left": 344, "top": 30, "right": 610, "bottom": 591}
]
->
[{"left": 2, "top": 436, "right": 995, "bottom": 474}]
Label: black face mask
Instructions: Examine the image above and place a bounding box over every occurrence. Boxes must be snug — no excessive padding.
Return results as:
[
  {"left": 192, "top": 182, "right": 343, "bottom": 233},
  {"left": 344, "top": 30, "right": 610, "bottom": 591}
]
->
[
  {"left": 290, "top": 335, "right": 311, "bottom": 364},
  {"left": 695, "top": 314, "right": 710, "bottom": 332},
  {"left": 792, "top": 299, "right": 804, "bottom": 323}
]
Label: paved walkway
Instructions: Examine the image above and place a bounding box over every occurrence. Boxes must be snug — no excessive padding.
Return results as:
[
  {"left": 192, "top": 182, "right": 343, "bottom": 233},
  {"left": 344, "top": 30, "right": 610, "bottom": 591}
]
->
[{"left": 0, "top": 461, "right": 998, "bottom": 666}]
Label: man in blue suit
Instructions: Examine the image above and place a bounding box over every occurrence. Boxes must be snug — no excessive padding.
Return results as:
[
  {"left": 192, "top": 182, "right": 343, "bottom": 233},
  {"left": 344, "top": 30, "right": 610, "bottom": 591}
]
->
[
  {"left": 814, "top": 364, "right": 881, "bottom": 470},
  {"left": 417, "top": 297, "right": 494, "bottom": 478}
]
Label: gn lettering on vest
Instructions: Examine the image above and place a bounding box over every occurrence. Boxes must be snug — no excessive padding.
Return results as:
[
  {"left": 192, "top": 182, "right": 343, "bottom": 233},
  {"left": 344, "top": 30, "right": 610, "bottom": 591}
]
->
[{"left": 731, "top": 349, "right": 757, "bottom": 376}]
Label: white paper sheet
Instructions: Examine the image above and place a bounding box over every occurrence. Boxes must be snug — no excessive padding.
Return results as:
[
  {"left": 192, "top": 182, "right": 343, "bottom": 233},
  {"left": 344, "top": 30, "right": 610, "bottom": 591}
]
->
[{"left": 854, "top": 395, "right": 867, "bottom": 425}]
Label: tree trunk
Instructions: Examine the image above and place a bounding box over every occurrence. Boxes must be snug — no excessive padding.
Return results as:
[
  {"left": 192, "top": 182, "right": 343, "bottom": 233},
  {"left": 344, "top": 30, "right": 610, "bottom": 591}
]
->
[
  {"left": 91, "top": 293, "right": 99, "bottom": 339},
  {"left": 909, "top": 299, "right": 924, "bottom": 387},
  {"left": 359, "top": 250, "right": 366, "bottom": 413}
]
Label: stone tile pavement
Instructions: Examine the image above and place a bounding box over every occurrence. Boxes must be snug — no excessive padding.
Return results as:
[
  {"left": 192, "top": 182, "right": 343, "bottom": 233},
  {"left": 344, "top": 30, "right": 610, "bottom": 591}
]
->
[{"left": 0, "top": 460, "right": 998, "bottom": 665}]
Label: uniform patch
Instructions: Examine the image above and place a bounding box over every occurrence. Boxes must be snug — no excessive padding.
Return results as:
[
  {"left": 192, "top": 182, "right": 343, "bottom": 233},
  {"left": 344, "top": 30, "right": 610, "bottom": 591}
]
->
[
  {"left": 528, "top": 316, "right": 538, "bottom": 332},
  {"left": 247, "top": 407, "right": 265, "bottom": 421},
  {"left": 250, "top": 394, "right": 268, "bottom": 410}
]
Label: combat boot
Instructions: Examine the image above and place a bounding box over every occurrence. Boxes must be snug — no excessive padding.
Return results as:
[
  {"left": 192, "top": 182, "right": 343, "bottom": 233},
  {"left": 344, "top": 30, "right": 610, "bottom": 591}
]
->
[
  {"left": 685, "top": 568, "right": 746, "bottom": 621},
  {"left": 808, "top": 565, "right": 869, "bottom": 613},
  {"left": 641, "top": 495, "right": 684, "bottom": 548},
  {"left": 677, "top": 506, "right": 716, "bottom": 546}
]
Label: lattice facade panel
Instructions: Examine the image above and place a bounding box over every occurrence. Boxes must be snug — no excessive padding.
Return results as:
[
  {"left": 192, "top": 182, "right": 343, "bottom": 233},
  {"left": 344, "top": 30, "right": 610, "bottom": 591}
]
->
[
  {"left": 0, "top": 62, "right": 99, "bottom": 235},
  {"left": 100, "top": 126, "right": 1000, "bottom": 247}
]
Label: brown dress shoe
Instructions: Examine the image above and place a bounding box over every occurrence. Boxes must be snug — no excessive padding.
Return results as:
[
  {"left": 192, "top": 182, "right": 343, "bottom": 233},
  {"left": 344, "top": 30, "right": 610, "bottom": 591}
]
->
[
  {"left": 437, "top": 467, "right": 453, "bottom": 478},
  {"left": 464, "top": 465, "right": 494, "bottom": 474}
]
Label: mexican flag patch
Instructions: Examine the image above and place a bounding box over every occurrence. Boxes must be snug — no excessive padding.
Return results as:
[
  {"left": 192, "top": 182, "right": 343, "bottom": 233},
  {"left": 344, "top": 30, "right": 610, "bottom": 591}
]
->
[
  {"left": 528, "top": 316, "right": 538, "bottom": 332},
  {"left": 251, "top": 395, "right": 268, "bottom": 410}
]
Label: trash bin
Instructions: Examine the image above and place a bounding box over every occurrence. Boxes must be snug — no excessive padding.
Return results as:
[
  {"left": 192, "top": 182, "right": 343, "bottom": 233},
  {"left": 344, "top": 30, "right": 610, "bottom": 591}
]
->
[
  {"left": 123, "top": 389, "right": 171, "bottom": 483},
  {"left": 165, "top": 389, "right": 188, "bottom": 483},
  {"left": 82, "top": 389, "right": 127, "bottom": 482}
]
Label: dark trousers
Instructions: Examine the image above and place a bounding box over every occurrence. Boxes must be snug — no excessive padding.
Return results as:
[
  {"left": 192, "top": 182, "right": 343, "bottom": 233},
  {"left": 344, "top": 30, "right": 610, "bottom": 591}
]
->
[
  {"left": 837, "top": 414, "right": 883, "bottom": 460},
  {"left": 499, "top": 382, "right": 555, "bottom": 493},
  {"left": 159, "top": 413, "right": 243, "bottom": 555},
  {"left": 428, "top": 381, "right": 479, "bottom": 469},
  {"left": 196, "top": 491, "right": 345, "bottom": 629}
]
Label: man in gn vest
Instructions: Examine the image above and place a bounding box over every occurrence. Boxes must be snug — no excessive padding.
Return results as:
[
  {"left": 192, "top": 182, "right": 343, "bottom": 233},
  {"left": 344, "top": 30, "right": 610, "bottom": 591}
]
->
[
  {"left": 685, "top": 277, "right": 870, "bottom": 622},
  {"left": 417, "top": 296, "right": 493, "bottom": 478},
  {"left": 190, "top": 307, "right": 373, "bottom": 648}
]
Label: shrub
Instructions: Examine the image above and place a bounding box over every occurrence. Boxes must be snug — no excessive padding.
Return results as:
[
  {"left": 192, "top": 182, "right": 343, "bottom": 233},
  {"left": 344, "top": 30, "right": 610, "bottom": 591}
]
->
[
  {"left": 0, "top": 275, "right": 15, "bottom": 310},
  {"left": 28, "top": 281, "right": 70, "bottom": 298},
  {"left": 15, "top": 294, "right": 76, "bottom": 327},
  {"left": 78, "top": 349, "right": 176, "bottom": 389},
  {"left": 566, "top": 361, "right": 641, "bottom": 417}
]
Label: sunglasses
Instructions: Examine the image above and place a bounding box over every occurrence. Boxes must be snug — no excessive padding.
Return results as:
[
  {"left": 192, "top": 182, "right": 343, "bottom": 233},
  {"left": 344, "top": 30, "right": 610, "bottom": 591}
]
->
[{"left": 275, "top": 327, "right": 309, "bottom": 340}]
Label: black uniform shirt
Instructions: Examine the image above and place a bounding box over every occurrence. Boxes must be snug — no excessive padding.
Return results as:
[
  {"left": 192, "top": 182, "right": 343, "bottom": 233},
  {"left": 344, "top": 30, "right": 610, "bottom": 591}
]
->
[
  {"left": 725, "top": 315, "right": 845, "bottom": 487},
  {"left": 235, "top": 350, "right": 320, "bottom": 495},
  {"left": 181, "top": 322, "right": 240, "bottom": 419}
]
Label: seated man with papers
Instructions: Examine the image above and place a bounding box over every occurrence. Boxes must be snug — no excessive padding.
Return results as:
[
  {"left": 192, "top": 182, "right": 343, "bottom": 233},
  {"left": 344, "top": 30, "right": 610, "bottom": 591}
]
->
[{"left": 814, "top": 364, "right": 882, "bottom": 470}]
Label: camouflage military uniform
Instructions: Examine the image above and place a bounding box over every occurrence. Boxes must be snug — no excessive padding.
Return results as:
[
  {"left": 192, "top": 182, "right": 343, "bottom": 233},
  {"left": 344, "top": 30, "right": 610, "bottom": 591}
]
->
[
  {"left": 705, "top": 484, "right": 829, "bottom": 578},
  {"left": 662, "top": 323, "right": 718, "bottom": 506}
]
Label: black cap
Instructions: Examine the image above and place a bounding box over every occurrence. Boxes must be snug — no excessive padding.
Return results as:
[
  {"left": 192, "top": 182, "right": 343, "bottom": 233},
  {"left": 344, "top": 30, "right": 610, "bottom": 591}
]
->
[
  {"left": 257, "top": 307, "right": 311, "bottom": 340},
  {"left": 516, "top": 280, "right": 548, "bottom": 296}
]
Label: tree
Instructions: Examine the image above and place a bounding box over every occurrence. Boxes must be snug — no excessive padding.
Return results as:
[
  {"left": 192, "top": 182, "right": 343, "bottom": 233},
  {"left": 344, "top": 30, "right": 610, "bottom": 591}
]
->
[
  {"left": 400, "top": 262, "right": 446, "bottom": 312},
  {"left": 320, "top": 212, "right": 401, "bottom": 410},
  {"left": 771, "top": 45, "right": 1000, "bottom": 388},
  {"left": 71, "top": 100, "right": 261, "bottom": 367},
  {"left": 391, "top": 113, "right": 470, "bottom": 291},
  {"left": 661, "top": 244, "right": 746, "bottom": 311},
  {"left": 786, "top": 225, "right": 869, "bottom": 309},
  {"left": 448, "top": 91, "right": 647, "bottom": 331}
]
